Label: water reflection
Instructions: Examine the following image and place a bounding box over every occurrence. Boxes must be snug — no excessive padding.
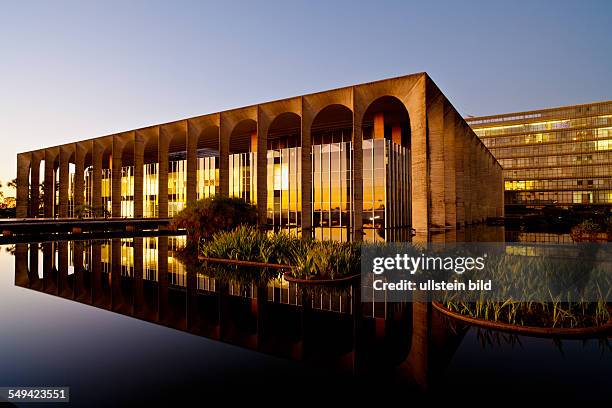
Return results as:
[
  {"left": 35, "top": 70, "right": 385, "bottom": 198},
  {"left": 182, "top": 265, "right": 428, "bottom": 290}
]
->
[
  {"left": 13, "top": 237, "right": 456, "bottom": 386},
  {"left": 12, "top": 230, "right": 612, "bottom": 396}
]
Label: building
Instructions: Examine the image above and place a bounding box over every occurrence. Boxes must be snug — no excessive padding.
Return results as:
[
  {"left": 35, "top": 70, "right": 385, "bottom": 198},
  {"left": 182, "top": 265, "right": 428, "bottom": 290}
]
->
[
  {"left": 466, "top": 101, "right": 612, "bottom": 213},
  {"left": 16, "top": 72, "right": 503, "bottom": 241}
]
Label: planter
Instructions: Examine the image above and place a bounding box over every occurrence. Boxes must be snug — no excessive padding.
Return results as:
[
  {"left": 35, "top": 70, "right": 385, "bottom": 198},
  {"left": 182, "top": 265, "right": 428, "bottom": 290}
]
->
[
  {"left": 432, "top": 301, "right": 612, "bottom": 338},
  {"left": 198, "top": 256, "right": 292, "bottom": 269},
  {"left": 283, "top": 271, "right": 360, "bottom": 286}
]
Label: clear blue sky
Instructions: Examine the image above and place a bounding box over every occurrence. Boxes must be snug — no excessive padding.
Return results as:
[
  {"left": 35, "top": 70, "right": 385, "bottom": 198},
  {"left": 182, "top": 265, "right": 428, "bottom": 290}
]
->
[{"left": 1, "top": 0, "right": 611, "bottom": 193}]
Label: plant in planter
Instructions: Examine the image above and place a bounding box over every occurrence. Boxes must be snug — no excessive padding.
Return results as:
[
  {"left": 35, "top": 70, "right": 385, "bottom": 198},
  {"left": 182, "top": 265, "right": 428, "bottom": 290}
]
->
[
  {"left": 172, "top": 196, "right": 257, "bottom": 242},
  {"left": 197, "top": 226, "right": 360, "bottom": 282}
]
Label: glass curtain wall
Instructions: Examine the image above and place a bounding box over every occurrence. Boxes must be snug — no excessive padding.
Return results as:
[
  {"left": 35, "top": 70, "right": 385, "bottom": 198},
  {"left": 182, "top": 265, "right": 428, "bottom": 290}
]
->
[
  {"left": 68, "top": 163, "right": 75, "bottom": 217},
  {"left": 121, "top": 166, "right": 134, "bottom": 218},
  {"left": 362, "top": 139, "right": 410, "bottom": 242},
  {"left": 168, "top": 156, "right": 187, "bottom": 217},
  {"left": 312, "top": 130, "right": 353, "bottom": 241},
  {"left": 229, "top": 152, "right": 257, "bottom": 203},
  {"left": 143, "top": 163, "right": 158, "bottom": 218},
  {"left": 101, "top": 169, "right": 112, "bottom": 216},
  {"left": 84, "top": 166, "right": 93, "bottom": 215},
  {"left": 197, "top": 149, "right": 218, "bottom": 199},
  {"left": 267, "top": 136, "right": 301, "bottom": 235}
]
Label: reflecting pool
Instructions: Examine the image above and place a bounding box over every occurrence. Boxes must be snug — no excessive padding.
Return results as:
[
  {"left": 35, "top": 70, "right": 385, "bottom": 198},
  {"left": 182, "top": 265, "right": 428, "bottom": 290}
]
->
[{"left": 1, "top": 229, "right": 611, "bottom": 405}]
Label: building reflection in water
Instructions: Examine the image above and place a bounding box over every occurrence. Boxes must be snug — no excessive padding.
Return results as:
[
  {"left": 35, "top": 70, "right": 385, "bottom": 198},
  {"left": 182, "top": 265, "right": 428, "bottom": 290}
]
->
[
  {"left": 11, "top": 227, "right": 591, "bottom": 391},
  {"left": 13, "top": 235, "right": 474, "bottom": 390}
]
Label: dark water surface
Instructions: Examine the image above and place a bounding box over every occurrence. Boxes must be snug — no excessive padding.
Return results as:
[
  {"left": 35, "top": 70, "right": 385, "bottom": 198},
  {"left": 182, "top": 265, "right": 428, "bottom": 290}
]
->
[{"left": 1, "top": 230, "right": 611, "bottom": 406}]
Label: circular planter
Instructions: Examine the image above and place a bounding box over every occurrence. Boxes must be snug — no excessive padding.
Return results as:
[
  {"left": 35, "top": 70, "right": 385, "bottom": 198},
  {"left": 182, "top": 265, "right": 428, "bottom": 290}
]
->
[
  {"left": 432, "top": 301, "right": 612, "bottom": 338},
  {"left": 283, "top": 272, "right": 360, "bottom": 286}
]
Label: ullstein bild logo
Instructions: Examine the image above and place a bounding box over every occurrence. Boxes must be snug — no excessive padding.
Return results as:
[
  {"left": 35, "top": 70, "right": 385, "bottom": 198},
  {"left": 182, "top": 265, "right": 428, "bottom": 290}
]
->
[{"left": 371, "top": 253, "right": 487, "bottom": 275}]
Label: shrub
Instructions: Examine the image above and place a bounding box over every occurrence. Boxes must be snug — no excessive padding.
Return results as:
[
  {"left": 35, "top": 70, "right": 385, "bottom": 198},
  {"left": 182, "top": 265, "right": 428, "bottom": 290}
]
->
[
  {"left": 172, "top": 196, "right": 257, "bottom": 241},
  {"left": 198, "top": 226, "right": 360, "bottom": 280}
]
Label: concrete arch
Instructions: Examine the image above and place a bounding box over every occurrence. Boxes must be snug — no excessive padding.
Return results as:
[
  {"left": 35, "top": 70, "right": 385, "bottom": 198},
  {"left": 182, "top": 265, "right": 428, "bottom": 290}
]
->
[
  {"left": 267, "top": 112, "right": 301, "bottom": 147},
  {"left": 229, "top": 118, "right": 257, "bottom": 154},
  {"left": 361, "top": 95, "right": 411, "bottom": 147},
  {"left": 310, "top": 104, "right": 354, "bottom": 142},
  {"left": 302, "top": 88, "right": 353, "bottom": 132}
]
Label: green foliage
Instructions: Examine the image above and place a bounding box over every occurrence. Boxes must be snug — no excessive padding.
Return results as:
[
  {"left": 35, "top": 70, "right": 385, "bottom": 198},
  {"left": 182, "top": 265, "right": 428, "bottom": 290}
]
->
[
  {"left": 443, "top": 300, "right": 610, "bottom": 329},
  {"left": 291, "top": 240, "right": 361, "bottom": 280},
  {"left": 571, "top": 218, "right": 611, "bottom": 241},
  {"left": 172, "top": 196, "right": 257, "bottom": 241},
  {"left": 198, "top": 225, "right": 360, "bottom": 280}
]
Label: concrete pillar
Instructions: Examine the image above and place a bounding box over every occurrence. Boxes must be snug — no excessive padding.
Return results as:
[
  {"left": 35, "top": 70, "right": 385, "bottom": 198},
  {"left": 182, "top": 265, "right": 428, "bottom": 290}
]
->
[
  {"left": 73, "top": 241, "right": 85, "bottom": 300},
  {"left": 133, "top": 237, "right": 144, "bottom": 316},
  {"left": 157, "top": 236, "right": 168, "bottom": 323},
  {"left": 301, "top": 104, "right": 312, "bottom": 238},
  {"left": 112, "top": 136, "right": 124, "bottom": 218},
  {"left": 455, "top": 123, "right": 465, "bottom": 227},
  {"left": 428, "top": 98, "right": 445, "bottom": 229},
  {"left": 219, "top": 115, "right": 230, "bottom": 197},
  {"left": 134, "top": 133, "right": 144, "bottom": 218},
  {"left": 158, "top": 128, "right": 169, "bottom": 218},
  {"left": 464, "top": 135, "right": 472, "bottom": 224},
  {"left": 250, "top": 131, "right": 258, "bottom": 152},
  {"left": 58, "top": 241, "right": 70, "bottom": 298},
  {"left": 353, "top": 121, "right": 363, "bottom": 241},
  {"left": 373, "top": 112, "right": 384, "bottom": 139},
  {"left": 410, "top": 86, "right": 428, "bottom": 235},
  {"left": 74, "top": 144, "right": 85, "bottom": 213},
  {"left": 443, "top": 108, "right": 456, "bottom": 228},
  {"left": 15, "top": 244, "right": 29, "bottom": 288},
  {"left": 256, "top": 110, "right": 267, "bottom": 225},
  {"left": 16, "top": 153, "right": 30, "bottom": 218},
  {"left": 92, "top": 141, "right": 103, "bottom": 214},
  {"left": 44, "top": 151, "right": 55, "bottom": 218},
  {"left": 186, "top": 126, "right": 198, "bottom": 204},
  {"left": 111, "top": 238, "right": 122, "bottom": 310},
  {"left": 91, "top": 242, "right": 102, "bottom": 306},
  {"left": 392, "top": 125, "right": 401, "bottom": 145},
  {"left": 58, "top": 147, "right": 70, "bottom": 218},
  {"left": 30, "top": 154, "right": 41, "bottom": 218}
]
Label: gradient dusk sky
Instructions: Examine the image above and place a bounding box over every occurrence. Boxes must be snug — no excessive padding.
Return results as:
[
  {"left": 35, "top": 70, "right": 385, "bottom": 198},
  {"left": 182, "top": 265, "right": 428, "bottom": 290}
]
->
[{"left": 1, "top": 0, "right": 611, "bottom": 195}]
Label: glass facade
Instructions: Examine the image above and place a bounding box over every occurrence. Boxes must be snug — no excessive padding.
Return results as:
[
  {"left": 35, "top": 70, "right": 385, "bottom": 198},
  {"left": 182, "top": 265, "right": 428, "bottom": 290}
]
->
[
  {"left": 467, "top": 101, "right": 612, "bottom": 207},
  {"left": 362, "top": 138, "right": 411, "bottom": 242},
  {"left": 229, "top": 152, "right": 257, "bottom": 203},
  {"left": 312, "top": 130, "right": 353, "bottom": 241},
  {"left": 197, "top": 152, "right": 218, "bottom": 199},
  {"left": 101, "top": 168, "right": 111, "bottom": 215},
  {"left": 168, "top": 159, "right": 187, "bottom": 217},
  {"left": 267, "top": 147, "right": 302, "bottom": 235},
  {"left": 121, "top": 166, "right": 134, "bottom": 218},
  {"left": 143, "top": 163, "right": 158, "bottom": 218}
]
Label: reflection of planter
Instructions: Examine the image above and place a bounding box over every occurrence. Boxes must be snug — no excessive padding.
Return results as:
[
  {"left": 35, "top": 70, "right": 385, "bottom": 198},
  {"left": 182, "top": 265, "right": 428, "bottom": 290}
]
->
[
  {"left": 283, "top": 272, "right": 360, "bottom": 286},
  {"left": 432, "top": 301, "right": 612, "bottom": 337},
  {"left": 570, "top": 230, "right": 611, "bottom": 242}
]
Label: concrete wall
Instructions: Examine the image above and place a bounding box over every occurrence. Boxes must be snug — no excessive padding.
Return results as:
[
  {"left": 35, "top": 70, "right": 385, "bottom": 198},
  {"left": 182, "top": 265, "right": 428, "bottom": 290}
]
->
[{"left": 16, "top": 73, "right": 503, "bottom": 237}]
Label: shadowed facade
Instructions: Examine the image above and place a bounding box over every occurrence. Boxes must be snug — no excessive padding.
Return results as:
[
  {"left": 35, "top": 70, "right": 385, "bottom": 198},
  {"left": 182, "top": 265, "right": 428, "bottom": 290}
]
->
[{"left": 16, "top": 73, "right": 503, "bottom": 240}]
